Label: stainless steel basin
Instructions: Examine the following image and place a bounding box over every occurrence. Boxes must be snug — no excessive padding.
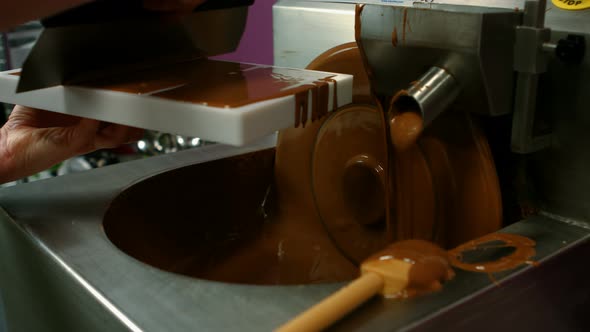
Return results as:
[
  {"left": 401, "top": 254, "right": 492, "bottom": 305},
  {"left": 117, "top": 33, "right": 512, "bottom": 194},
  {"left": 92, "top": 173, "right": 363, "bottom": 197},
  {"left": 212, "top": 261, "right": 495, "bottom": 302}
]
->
[
  {"left": 103, "top": 149, "right": 276, "bottom": 284},
  {"left": 0, "top": 137, "right": 588, "bottom": 331}
]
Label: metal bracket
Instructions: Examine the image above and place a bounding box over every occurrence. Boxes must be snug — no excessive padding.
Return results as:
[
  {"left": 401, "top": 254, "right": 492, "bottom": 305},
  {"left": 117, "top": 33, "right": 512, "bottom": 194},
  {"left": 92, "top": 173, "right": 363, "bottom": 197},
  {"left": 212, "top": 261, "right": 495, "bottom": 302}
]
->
[
  {"left": 514, "top": 26, "right": 551, "bottom": 74},
  {"left": 511, "top": 0, "right": 553, "bottom": 154}
]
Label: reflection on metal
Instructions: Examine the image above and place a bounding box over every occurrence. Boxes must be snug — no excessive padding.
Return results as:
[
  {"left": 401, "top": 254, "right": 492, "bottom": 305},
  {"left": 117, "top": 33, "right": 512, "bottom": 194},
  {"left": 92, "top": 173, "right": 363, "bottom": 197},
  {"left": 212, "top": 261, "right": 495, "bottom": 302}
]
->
[
  {"left": 393, "top": 66, "right": 460, "bottom": 126},
  {"left": 35, "top": 232, "right": 143, "bottom": 332},
  {"left": 136, "top": 131, "right": 213, "bottom": 156}
]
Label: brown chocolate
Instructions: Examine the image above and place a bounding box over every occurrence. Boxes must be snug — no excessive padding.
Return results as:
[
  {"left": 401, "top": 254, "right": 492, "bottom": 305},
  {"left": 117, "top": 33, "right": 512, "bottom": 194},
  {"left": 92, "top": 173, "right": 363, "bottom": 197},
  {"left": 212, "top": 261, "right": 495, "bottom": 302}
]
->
[
  {"left": 448, "top": 233, "right": 536, "bottom": 273},
  {"left": 26, "top": 48, "right": 363, "bottom": 283},
  {"left": 310, "top": 104, "right": 390, "bottom": 264},
  {"left": 104, "top": 149, "right": 358, "bottom": 285},
  {"left": 389, "top": 111, "right": 424, "bottom": 151},
  {"left": 354, "top": 4, "right": 365, "bottom": 44},
  {"left": 362, "top": 240, "right": 454, "bottom": 298},
  {"left": 354, "top": 4, "right": 375, "bottom": 89},
  {"left": 386, "top": 95, "right": 437, "bottom": 244},
  {"left": 275, "top": 119, "right": 361, "bottom": 284},
  {"left": 306, "top": 43, "right": 369, "bottom": 105},
  {"left": 387, "top": 110, "right": 504, "bottom": 247},
  {"left": 421, "top": 112, "right": 503, "bottom": 247},
  {"left": 283, "top": 35, "right": 503, "bottom": 263},
  {"left": 389, "top": 141, "right": 437, "bottom": 242},
  {"left": 81, "top": 59, "right": 338, "bottom": 128},
  {"left": 342, "top": 154, "right": 386, "bottom": 226},
  {"left": 103, "top": 23, "right": 504, "bottom": 290}
]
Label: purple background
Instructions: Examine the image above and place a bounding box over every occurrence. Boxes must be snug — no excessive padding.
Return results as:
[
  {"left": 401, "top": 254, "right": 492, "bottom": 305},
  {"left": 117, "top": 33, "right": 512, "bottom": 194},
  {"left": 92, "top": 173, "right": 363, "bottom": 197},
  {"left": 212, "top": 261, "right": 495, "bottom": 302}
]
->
[{"left": 213, "top": 0, "right": 275, "bottom": 65}]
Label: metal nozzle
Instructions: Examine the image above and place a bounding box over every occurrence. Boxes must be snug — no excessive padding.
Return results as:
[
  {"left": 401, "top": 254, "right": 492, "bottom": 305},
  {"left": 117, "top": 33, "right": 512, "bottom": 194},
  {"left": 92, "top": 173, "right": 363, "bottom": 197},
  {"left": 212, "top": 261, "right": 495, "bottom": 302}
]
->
[{"left": 393, "top": 66, "right": 460, "bottom": 126}]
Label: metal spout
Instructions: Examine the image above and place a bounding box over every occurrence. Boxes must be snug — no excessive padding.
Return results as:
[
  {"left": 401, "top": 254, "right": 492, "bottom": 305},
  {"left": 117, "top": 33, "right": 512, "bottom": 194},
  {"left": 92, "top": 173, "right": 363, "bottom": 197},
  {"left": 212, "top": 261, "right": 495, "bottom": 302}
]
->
[{"left": 393, "top": 66, "right": 460, "bottom": 126}]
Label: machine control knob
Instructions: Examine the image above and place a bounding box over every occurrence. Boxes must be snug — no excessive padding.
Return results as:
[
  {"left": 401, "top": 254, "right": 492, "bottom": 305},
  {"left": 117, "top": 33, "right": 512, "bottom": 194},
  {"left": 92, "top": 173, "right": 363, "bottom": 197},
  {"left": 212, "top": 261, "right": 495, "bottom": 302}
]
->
[{"left": 555, "top": 34, "right": 586, "bottom": 64}]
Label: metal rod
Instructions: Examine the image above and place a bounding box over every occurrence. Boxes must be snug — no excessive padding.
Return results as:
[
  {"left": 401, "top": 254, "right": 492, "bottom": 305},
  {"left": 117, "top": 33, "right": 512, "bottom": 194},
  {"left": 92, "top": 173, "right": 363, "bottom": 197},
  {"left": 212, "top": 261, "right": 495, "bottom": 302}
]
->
[{"left": 542, "top": 42, "right": 557, "bottom": 53}]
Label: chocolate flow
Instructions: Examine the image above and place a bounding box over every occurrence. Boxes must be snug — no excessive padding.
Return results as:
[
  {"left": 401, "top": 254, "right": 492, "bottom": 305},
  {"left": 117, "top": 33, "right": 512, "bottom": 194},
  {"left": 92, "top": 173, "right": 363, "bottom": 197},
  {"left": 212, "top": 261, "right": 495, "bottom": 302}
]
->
[
  {"left": 306, "top": 42, "right": 370, "bottom": 105},
  {"left": 389, "top": 111, "right": 424, "bottom": 151}
]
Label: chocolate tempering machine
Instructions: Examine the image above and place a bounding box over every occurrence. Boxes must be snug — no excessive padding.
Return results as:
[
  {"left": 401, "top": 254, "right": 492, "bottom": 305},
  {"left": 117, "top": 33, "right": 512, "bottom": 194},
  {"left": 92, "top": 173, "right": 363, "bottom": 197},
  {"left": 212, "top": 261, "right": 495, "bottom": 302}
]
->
[{"left": 0, "top": 0, "right": 590, "bottom": 331}]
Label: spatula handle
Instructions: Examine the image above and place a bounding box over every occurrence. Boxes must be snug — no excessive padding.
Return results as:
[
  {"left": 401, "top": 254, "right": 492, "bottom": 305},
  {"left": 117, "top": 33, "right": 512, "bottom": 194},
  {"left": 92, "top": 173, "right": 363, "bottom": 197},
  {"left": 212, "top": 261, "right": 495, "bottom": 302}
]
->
[{"left": 275, "top": 272, "right": 383, "bottom": 332}]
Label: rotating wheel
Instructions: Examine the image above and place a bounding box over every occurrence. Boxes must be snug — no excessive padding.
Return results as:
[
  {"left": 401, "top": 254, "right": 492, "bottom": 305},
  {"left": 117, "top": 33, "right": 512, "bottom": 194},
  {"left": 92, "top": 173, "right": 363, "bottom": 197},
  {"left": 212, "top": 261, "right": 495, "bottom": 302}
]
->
[
  {"left": 307, "top": 43, "right": 393, "bottom": 264},
  {"left": 311, "top": 104, "right": 390, "bottom": 264},
  {"left": 277, "top": 42, "right": 503, "bottom": 266}
]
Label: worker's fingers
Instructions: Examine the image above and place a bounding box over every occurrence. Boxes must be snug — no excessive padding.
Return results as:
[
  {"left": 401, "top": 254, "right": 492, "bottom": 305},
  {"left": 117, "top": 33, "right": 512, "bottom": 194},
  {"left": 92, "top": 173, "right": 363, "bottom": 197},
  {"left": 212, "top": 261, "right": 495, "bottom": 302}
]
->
[
  {"left": 0, "top": 109, "right": 142, "bottom": 183},
  {"left": 6, "top": 105, "right": 79, "bottom": 129},
  {"left": 95, "top": 123, "right": 144, "bottom": 149},
  {"left": 0, "top": 119, "right": 99, "bottom": 181},
  {"left": 143, "top": 0, "right": 206, "bottom": 12},
  {"left": 30, "top": 117, "right": 99, "bottom": 154}
]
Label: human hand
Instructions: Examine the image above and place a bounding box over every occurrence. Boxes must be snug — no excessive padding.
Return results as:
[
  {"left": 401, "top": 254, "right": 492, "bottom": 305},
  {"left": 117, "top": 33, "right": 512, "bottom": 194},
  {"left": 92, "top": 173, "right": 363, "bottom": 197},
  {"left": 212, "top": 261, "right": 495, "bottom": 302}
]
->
[
  {"left": 0, "top": 106, "right": 143, "bottom": 183},
  {"left": 143, "top": 0, "right": 206, "bottom": 12}
]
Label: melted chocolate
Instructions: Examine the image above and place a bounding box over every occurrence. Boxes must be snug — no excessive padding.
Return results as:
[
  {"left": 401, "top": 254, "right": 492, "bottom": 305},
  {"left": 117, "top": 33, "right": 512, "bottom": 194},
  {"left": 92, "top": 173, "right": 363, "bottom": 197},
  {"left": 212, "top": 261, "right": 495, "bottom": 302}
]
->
[
  {"left": 342, "top": 154, "right": 386, "bottom": 226},
  {"left": 285, "top": 33, "right": 502, "bottom": 263},
  {"left": 310, "top": 104, "right": 390, "bottom": 264},
  {"left": 362, "top": 240, "right": 454, "bottom": 298},
  {"left": 422, "top": 112, "right": 503, "bottom": 247},
  {"left": 389, "top": 111, "right": 424, "bottom": 151},
  {"left": 80, "top": 59, "right": 338, "bottom": 128},
  {"left": 354, "top": 4, "right": 364, "bottom": 44},
  {"left": 102, "top": 8, "right": 504, "bottom": 290},
  {"left": 354, "top": 4, "right": 375, "bottom": 90},
  {"left": 302, "top": 41, "right": 392, "bottom": 264},
  {"left": 448, "top": 233, "right": 536, "bottom": 273},
  {"left": 306, "top": 43, "right": 369, "bottom": 105},
  {"left": 104, "top": 149, "right": 357, "bottom": 285},
  {"left": 391, "top": 26, "right": 398, "bottom": 47},
  {"left": 386, "top": 94, "right": 437, "bottom": 243}
]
